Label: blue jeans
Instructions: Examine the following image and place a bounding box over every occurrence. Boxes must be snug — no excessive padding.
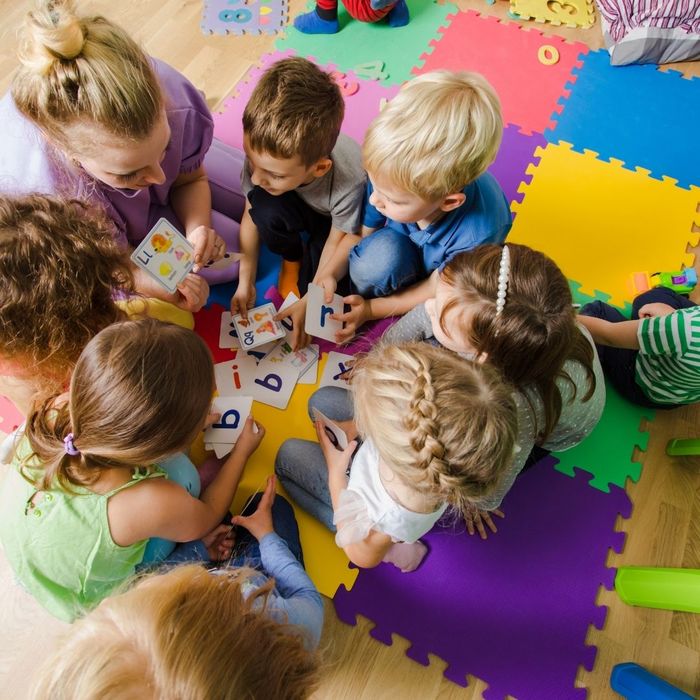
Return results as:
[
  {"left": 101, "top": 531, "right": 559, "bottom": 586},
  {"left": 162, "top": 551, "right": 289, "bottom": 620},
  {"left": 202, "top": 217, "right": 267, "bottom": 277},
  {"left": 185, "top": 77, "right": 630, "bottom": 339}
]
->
[
  {"left": 141, "top": 452, "right": 201, "bottom": 565},
  {"left": 349, "top": 227, "right": 426, "bottom": 298},
  {"left": 275, "top": 387, "right": 354, "bottom": 532},
  {"left": 579, "top": 288, "right": 696, "bottom": 408}
]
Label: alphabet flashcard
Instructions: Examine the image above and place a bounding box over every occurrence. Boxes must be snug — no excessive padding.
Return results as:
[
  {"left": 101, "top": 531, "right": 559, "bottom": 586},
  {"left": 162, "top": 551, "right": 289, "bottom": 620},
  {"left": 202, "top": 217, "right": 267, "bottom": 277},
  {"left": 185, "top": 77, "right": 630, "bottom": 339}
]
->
[
  {"left": 203, "top": 251, "right": 243, "bottom": 271},
  {"left": 312, "top": 407, "right": 348, "bottom": 451},
  {"left": 319, "top": 351, "right": 355, "bottom": 389},
  {"left": 249, "top": 358, "right": 298, "bottom": 410},
  {"left": 298, "top": 356, "right": 319, "bottom": 384},
  {"left": 130, "top": 218, "right": 194, "bottom": 293},
  {"left": 218, "top": 311, "right": 240, "bottom": 349},
  {"left": 214, "top": 353, "right": 258, "bottom": 396},
  {"left": 264, "top": 340, "right": 319, "bottom": 380},
  {"left": 304, "top": 283, "right": 343, "bottom": 341},
  {"left": 232, "top": 303, "right": 285, "bottom": 349},
  {"left": 204, "top": 396, "right": 253, "bottom": 445}
]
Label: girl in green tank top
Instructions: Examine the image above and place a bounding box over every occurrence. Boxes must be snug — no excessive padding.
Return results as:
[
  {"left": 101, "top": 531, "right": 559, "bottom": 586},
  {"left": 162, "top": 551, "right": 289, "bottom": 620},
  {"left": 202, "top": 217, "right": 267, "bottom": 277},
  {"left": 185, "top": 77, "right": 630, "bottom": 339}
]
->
[{"left": 0, "top": 319, "right": 265, "bottom": 621}]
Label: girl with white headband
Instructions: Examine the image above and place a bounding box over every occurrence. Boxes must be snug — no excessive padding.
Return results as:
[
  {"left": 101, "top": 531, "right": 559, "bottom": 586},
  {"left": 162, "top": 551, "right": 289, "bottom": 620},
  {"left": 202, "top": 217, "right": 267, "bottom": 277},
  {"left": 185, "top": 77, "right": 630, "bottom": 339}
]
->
[{"left": 382, "top": 243, "right": 606, "bottom": 537}]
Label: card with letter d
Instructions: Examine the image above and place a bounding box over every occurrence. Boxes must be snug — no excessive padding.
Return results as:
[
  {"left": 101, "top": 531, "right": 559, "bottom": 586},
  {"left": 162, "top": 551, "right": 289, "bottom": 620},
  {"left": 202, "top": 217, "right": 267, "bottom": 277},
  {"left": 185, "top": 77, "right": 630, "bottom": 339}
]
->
[{"left": 130, "top": 218, "right": 194, "bottom": 293}]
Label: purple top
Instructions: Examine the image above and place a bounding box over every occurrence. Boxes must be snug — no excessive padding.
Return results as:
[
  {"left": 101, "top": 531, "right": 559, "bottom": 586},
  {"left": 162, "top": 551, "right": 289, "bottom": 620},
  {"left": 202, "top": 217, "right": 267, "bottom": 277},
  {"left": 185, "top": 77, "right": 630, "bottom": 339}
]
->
[{"left": 0, "top": 59, "right": 214, "bottom": 248}]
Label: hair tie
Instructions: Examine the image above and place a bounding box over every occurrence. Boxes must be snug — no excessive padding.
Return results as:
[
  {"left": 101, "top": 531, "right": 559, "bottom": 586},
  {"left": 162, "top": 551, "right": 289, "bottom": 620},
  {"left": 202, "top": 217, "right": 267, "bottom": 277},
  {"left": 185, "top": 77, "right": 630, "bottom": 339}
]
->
[
  {"left": 495, "top": 245, "right": 510, "bottom": 317},
  {"left": 63, "top": 433, "right": 80, "bottom": 457}
]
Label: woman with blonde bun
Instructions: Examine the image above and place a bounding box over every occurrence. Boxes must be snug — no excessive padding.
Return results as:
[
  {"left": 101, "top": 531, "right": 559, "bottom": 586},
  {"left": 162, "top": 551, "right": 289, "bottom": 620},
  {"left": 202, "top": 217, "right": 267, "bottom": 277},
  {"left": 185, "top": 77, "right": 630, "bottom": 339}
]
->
[{"left": 0, "top": 0, "right": 247, "bottom": 310}]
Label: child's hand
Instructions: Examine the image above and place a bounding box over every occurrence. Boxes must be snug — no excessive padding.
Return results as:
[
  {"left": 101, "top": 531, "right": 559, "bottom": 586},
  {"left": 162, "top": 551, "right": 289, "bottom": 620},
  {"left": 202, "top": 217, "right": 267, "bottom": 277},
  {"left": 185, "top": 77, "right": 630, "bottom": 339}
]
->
[
  {"left": 637, "top": 302, "right": 676, "bottom": 319},
  {"left": 231, "top": 475, "right": 276, "bottom": 541},
  {"left": 333, "top": 295, "right": 371, "bottom": 344},
  {"left": 231, "top": 280, "right": 256, "bottom": 319},
  {"left": 275, "top": 297, "right": 311, "bottom": 351},
  {"left": 203, "top": 412, "right": 221, "bottom": 430},
  {"left": 316, "top": 420, "right": 356, "bottom": 478},
  {"left": 232, "top": 416, "right": 265, "bottom": 459},
  {"left": 202, "top": 523, "right": 236, "bottom": 562},
  {"left": 175, "top": 273, "right": 210, "bottom": 312},
  {"left": 317, "top": 275, "right": 338, "bottom": 303},
  {"left": 465, "top": 506, "right": 505, "bottom": 539},
  {"left": 187, "top": 225, "right": 226, "bottom": 272}
]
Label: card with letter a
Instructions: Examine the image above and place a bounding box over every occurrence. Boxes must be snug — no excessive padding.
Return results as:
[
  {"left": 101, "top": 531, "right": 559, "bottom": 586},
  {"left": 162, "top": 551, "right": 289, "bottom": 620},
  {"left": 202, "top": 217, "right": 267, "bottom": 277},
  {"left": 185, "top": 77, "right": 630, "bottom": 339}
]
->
[
  {"left": 232, "top": 303, "right": 285, "bottom": 349},
  {"left": 130, "top": 218, "right": 194, "bottom": 293}
]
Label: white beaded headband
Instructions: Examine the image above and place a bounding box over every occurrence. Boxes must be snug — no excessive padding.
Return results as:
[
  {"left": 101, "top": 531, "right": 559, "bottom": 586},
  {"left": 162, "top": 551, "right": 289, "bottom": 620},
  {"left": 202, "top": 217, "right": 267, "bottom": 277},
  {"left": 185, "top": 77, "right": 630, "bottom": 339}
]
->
[{"left": 495, "top": 245, "right": 510, "bottom": 317}]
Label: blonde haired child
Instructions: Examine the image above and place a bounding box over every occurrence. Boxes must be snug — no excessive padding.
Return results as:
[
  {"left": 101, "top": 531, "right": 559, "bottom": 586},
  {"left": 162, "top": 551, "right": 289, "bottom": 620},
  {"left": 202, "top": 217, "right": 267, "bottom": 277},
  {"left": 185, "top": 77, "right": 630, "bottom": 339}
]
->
[
  {"left": 275, "top": 342, "right": 518, "bottom": 571},
  {"left": 0, "top": 319, "right": 265, "bottom": 621},
  {"left": 330, "top": 70, "right": 511, "bottom": 343},
  {"left": 30, "top": 480, "right": 322, "bottom": 700},
  {"left": 2, "top": 0, "right": 247, "bottom": 303},
  {"left": 384, "top": 243, "right": 605, "bottom": 534}
]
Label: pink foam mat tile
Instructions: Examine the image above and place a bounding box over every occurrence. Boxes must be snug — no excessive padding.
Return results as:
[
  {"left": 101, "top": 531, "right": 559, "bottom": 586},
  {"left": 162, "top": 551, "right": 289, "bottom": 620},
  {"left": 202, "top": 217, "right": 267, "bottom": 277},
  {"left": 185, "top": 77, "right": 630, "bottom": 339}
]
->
[
  {"left": 412, "top": 10, "right": 589, "bottom": 135},
  {"left": 213, "top": 50, "right": 400, "bottom": 151}
]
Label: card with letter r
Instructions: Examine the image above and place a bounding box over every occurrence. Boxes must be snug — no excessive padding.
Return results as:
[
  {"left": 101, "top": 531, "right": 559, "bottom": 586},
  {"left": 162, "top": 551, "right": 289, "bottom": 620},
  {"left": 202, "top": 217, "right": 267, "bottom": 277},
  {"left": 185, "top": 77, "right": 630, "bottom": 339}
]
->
[
  {"left": 204, "top": 396, "right": 253, "bottom": 444},
  {"left": 305, "top": 283, "right": 343, "bottom": 341},
  {"left": 233, "top": 303, "right": 285, "bottom": 349},
  {"left": 320, "top": 351, "right": 354, "bottom": 389},
  {"left": 249, "top": 358, "right": 298, "bottom": 410},
  {"left": 130, "top": 218, "right": 194, "bottom": 293}
]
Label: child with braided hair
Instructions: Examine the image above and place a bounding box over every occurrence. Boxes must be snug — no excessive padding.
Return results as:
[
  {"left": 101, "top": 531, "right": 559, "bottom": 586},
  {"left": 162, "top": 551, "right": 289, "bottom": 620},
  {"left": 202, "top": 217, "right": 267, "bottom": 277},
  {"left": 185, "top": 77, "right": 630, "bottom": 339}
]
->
[
  {"left": 383, "top": 243, "right": 605, "bottom": 535},
  {"left": 275, "top": 342, "right": 518, "bottom": 572}
]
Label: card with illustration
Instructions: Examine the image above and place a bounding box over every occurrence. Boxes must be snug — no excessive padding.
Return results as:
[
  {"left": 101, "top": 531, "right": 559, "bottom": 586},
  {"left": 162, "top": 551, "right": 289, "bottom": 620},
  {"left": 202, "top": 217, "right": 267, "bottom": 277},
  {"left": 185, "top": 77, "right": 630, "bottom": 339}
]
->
[
  {"left": 203, "top": 251, "right": 243, "bottom": 271},
  {"left": 232, "top": 303, "right": 285, "bottom": 349},
  {"left": 264, "top": 340, "right": 319, "bottom": 379},
  {"left": 312, "top": 408, "right": 348, "bottom": 451},
  {"left": 298, "top": 356, "right": 318, "bottom": 385},
  {"left": 304, "top": 283, "right": 343, "bottom": 342},
  {"left": 130, "top": 218, "right": 194, "bottom": 293},
  {"left": 319, "top": 351, "right": 355, "bottom": 389},
  {"left": 214, "top": 353, "right": 258, "bottom": 396},
  {"left": 204, "top": 396, "right": 253, "bottom": 445}
]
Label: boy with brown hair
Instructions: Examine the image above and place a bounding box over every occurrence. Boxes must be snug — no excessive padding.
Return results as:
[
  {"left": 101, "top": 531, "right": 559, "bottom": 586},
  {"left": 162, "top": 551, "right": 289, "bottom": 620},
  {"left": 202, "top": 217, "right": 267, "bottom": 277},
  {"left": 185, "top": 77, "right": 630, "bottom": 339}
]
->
[{"left": 232, "top": 57, "right": 366, "bottom": 347}]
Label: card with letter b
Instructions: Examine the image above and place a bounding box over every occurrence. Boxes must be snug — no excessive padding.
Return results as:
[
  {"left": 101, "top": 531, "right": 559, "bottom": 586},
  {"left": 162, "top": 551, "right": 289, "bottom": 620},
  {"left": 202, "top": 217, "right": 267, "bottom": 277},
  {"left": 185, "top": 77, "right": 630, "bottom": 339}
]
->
[
  {"left": 130, "top": 218, "right": 194, "bottom": 293},
  {"left": 204, "top": 396, "right": 253, "bottom": 444},
  {"left": 232, "top": 303, "right": 285, "bottom": 349}
]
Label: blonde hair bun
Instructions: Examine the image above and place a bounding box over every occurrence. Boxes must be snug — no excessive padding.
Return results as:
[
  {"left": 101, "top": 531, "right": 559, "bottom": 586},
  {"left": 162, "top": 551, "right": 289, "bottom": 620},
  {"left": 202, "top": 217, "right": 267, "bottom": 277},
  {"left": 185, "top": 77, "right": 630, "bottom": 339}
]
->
[{"left": 19, "top": 1, "right": 85, "bottom": 75}]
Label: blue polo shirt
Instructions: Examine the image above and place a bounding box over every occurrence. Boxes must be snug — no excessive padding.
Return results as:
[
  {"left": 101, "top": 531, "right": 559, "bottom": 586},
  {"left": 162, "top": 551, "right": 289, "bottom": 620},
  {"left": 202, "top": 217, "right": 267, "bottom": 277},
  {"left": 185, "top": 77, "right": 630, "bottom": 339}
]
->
[{"left": 362, "top": 172, "right": 512, "bottom": 271}]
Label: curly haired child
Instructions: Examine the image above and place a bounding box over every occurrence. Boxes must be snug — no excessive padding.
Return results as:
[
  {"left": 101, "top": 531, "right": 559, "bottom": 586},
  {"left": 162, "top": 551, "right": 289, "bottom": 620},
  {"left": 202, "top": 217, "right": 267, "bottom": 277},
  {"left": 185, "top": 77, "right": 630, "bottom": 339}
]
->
[{"left": 275, "top": 342, "right": 518, "bottom": 572}]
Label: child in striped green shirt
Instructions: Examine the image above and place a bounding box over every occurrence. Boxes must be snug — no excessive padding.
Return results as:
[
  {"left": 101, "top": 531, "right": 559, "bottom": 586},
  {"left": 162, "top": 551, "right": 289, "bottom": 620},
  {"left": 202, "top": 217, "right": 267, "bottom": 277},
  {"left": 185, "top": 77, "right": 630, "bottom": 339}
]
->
[{"left": 578, "top": 288, "right": 700, "bottom": 408}]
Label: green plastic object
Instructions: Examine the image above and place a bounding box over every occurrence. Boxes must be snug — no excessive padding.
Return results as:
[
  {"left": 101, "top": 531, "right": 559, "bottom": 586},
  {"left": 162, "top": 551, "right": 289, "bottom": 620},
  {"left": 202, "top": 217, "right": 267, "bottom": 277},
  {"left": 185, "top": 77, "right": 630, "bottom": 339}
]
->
[
  {"left": 615, "top": 567, "right": 700, "bottom": 613},
  {"left": 666, "top": 438, "right": 700, "bottom": 457}
]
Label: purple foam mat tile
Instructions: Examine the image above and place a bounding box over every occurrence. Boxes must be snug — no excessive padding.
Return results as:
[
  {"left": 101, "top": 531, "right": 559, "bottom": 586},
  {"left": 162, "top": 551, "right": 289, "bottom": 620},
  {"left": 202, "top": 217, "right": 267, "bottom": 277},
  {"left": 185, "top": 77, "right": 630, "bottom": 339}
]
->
[
  {"left": 489, "top": 124, "right": 546, "bottom": 207},
  {"left": 333, "top": 457, "right": 631, "bottom": 698}
]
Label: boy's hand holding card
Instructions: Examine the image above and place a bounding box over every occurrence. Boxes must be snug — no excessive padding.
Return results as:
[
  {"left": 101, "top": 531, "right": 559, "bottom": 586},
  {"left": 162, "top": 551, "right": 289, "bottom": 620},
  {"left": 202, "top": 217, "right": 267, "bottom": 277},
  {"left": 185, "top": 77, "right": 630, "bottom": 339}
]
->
[
  {"left": 305, "top": 283, "right": 344, "bottom": 342},
  {"left": 232, "top": 303, "right": 285, "bottom": 349},
  {"left": 131, "top": 218, "right": 195, "bottom": 293}
]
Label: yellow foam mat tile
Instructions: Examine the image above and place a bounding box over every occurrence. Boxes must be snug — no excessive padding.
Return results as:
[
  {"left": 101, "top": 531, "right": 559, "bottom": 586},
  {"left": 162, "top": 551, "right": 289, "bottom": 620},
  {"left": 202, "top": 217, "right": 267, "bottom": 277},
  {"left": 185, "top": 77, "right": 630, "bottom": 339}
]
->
[
  {"left": 510, "top": 142, "right": 700, "bottom": 307},
  {"left": 194, "top": 354, "right": 356, "bottom": 599},
  {"left": 511, "top": 0, "right": 595, "bottom": 28}
]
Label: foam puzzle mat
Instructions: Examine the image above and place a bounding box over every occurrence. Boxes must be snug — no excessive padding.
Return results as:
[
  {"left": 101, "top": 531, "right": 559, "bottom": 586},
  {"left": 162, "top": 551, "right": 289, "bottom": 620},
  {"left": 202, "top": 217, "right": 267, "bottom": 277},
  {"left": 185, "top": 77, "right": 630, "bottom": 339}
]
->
[{"left": 334, "top": 459, "right": 632, "bottom": 698}]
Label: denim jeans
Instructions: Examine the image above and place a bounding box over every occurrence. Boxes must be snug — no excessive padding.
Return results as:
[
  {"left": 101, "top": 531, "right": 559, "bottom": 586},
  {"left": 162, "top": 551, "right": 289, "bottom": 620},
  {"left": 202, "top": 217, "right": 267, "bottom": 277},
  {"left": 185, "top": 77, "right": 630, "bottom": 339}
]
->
[
  {"left": 349, "top": 227, "right": 426, "bottom": 298},
  {"left": 275, "top": 386, "right": 355, "bottom": 532},
  {"left": 579, "top": 288, "right": 695, "bottom": 409}
]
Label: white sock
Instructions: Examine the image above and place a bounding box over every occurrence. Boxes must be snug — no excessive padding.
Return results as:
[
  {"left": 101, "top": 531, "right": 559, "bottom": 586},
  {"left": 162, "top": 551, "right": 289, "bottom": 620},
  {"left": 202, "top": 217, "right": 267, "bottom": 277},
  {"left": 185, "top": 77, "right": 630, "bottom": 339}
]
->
[{"left": 382, "top": 541, "right": 428, "bottom": 573}]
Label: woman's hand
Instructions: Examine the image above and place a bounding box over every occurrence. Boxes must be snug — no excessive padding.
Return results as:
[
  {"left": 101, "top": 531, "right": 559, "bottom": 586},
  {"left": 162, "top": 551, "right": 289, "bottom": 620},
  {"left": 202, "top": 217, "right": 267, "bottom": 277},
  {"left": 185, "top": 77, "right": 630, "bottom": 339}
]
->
[{"left": 187, "top": 225, "right": 225, "bottom": 272}]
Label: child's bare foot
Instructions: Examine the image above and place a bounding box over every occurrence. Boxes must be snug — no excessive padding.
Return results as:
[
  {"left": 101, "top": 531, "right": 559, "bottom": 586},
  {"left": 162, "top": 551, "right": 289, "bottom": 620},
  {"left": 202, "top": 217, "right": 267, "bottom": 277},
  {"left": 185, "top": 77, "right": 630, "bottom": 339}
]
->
[{"left": 382, "top": 541, "right": 428, "bottom": 572}]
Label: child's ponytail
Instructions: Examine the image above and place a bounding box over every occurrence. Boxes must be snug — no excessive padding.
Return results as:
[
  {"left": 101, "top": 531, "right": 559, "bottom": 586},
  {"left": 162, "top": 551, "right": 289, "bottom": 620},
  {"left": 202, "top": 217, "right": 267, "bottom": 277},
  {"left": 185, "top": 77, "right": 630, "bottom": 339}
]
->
[{"left": 441, "top": 244, "right": 596, "bottom": 441}]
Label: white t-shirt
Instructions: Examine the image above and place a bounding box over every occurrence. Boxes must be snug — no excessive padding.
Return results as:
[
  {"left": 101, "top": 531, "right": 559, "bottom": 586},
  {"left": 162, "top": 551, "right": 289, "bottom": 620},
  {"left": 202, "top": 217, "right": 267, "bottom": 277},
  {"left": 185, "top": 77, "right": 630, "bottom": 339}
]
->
[{"left": 334, "top": 440, "right": 447, "bottom": 547}]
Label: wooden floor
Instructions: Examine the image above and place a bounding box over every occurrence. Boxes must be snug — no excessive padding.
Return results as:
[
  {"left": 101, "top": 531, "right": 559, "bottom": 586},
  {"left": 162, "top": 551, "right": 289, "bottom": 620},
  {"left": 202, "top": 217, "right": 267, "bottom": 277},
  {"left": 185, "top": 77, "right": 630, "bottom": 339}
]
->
[{"left": 0, "top": 0, "right": 698, "bottom": 697}]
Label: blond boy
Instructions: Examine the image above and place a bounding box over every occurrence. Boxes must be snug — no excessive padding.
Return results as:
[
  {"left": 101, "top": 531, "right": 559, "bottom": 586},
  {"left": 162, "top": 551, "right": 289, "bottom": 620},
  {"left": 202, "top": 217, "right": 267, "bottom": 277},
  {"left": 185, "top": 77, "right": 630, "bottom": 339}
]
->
[
  {"left": 332, "top": 71, "right": 511, "bottom": 342},
  {"left": 232, "top": 57, "right": 366, "bottom": 348}
]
